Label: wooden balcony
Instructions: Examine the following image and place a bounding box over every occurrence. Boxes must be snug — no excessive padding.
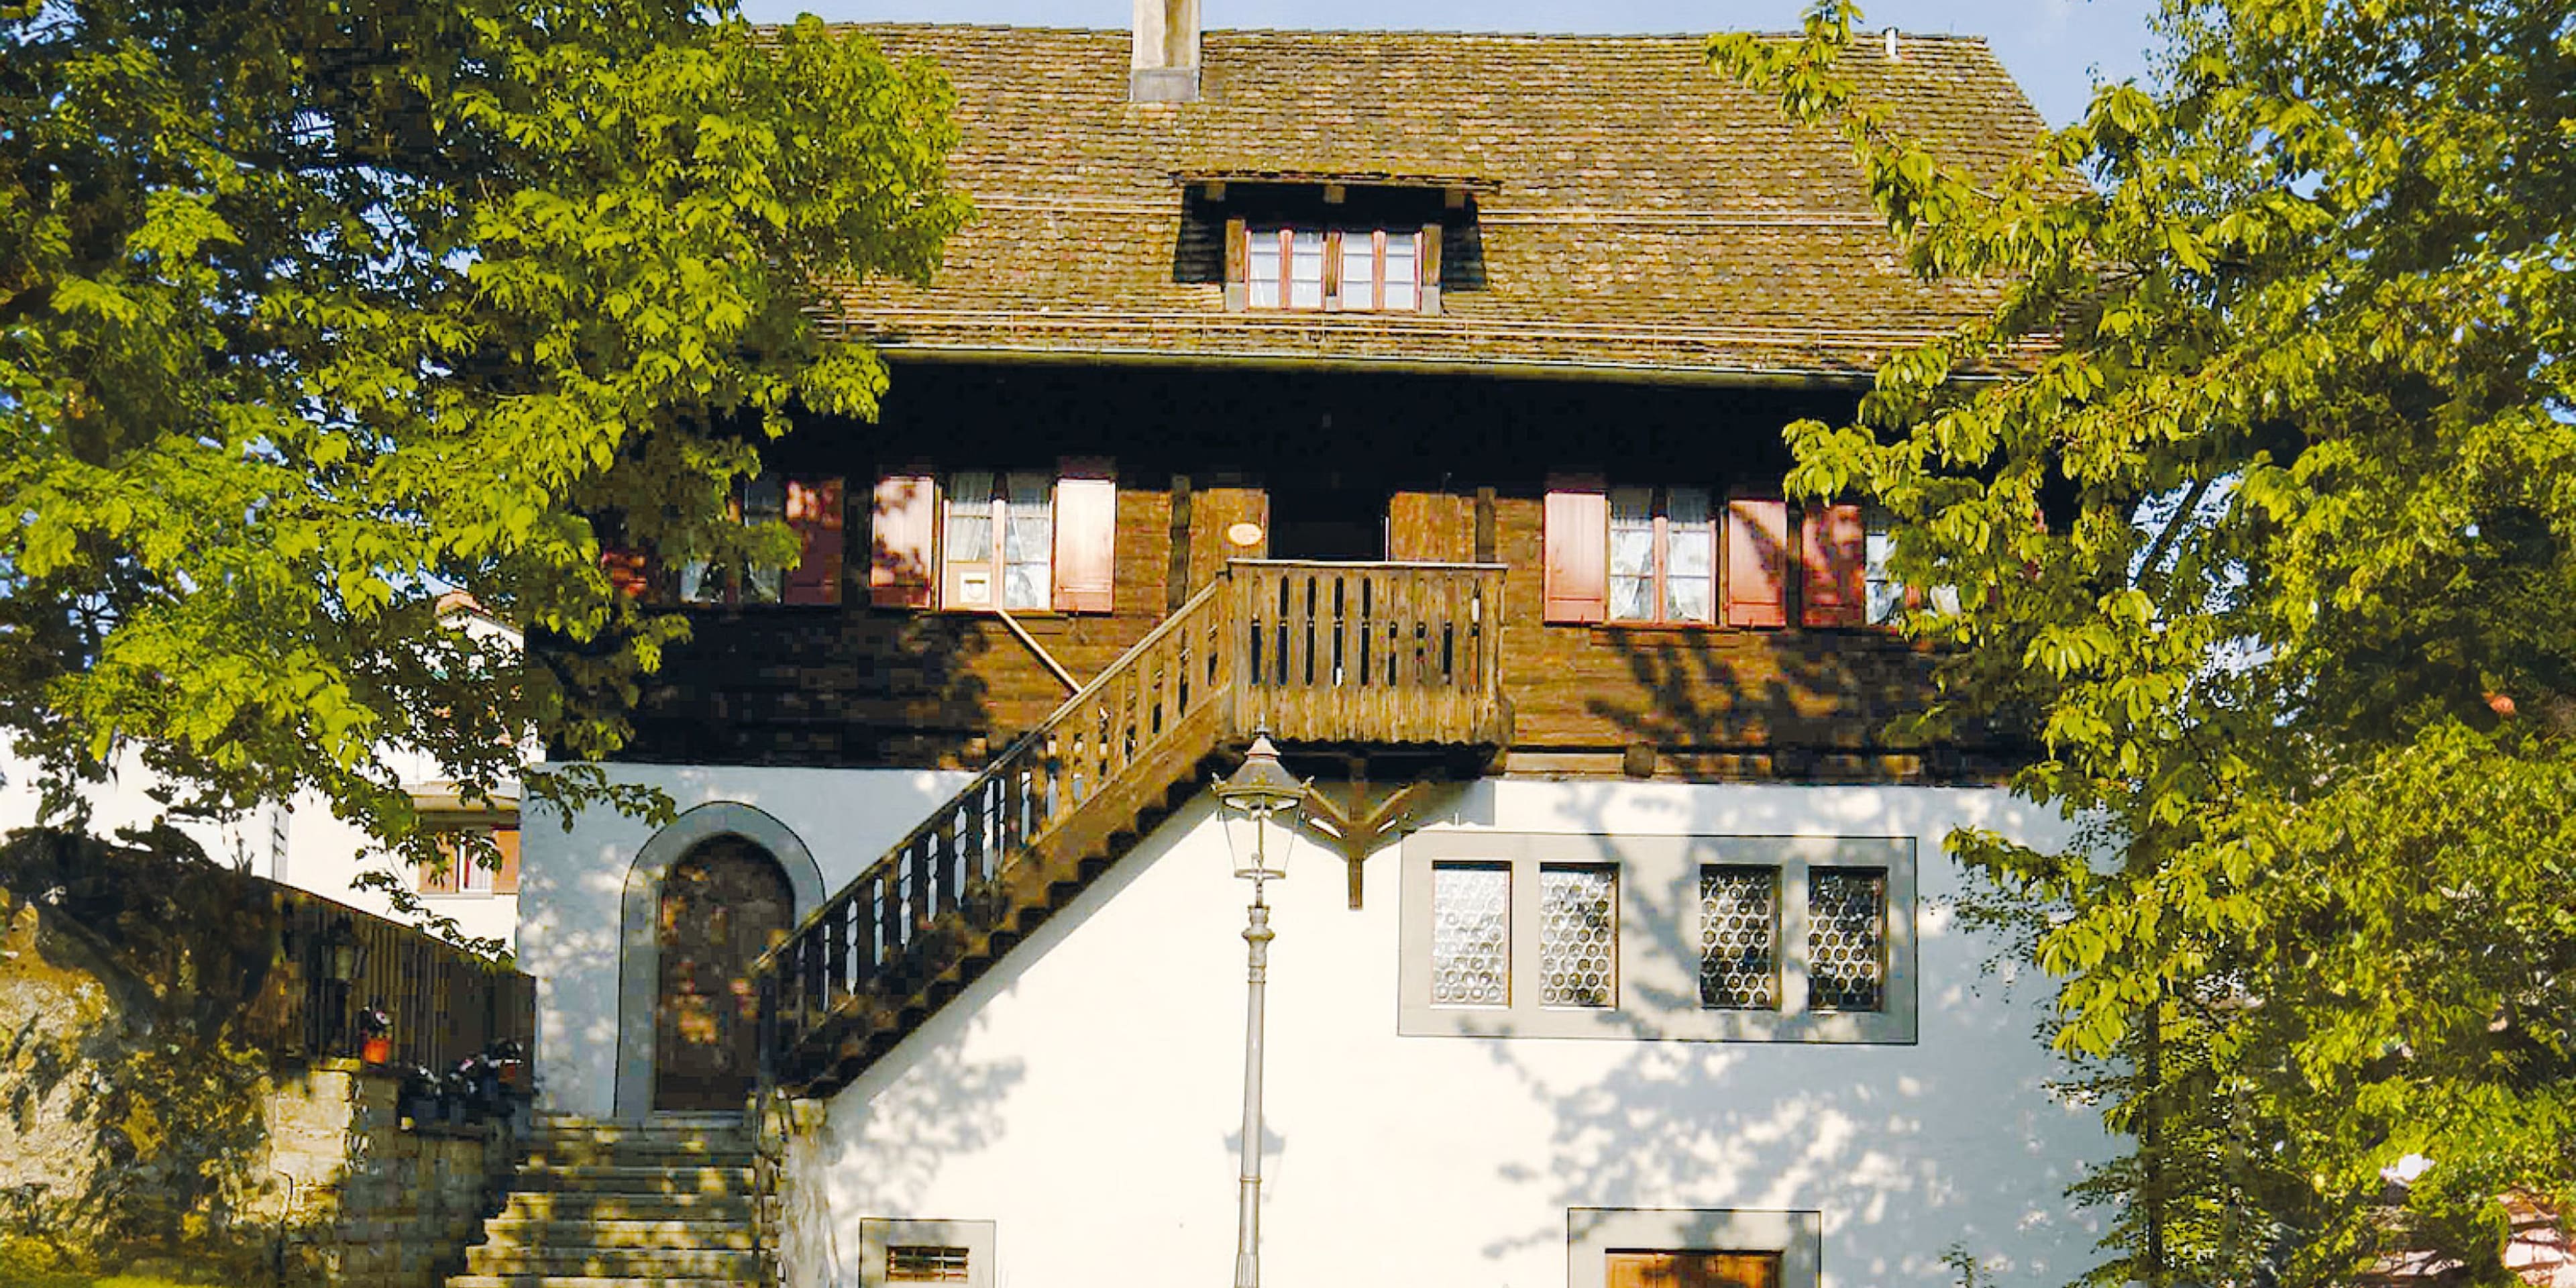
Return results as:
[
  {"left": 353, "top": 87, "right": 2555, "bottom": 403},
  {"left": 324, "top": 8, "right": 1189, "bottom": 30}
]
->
[
  {"left": 758, "top": 559, "right": 1506, "bottom": 1094},
  {"left": 1232, "top": 559, "right": 1510, "bottom": 750}
]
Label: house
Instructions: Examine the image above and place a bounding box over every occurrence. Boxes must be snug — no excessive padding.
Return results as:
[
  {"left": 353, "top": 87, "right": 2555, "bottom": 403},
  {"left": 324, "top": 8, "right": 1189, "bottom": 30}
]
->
[
  {"left": 0, "top": 592, "right": 527, "bottom": 952},
  {"left": 516, "top": 7, "right": 2108, "bottom": 1287}
]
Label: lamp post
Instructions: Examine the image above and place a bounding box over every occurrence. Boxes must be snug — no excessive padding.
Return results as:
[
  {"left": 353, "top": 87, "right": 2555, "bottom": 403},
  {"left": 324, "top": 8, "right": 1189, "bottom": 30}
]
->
[{"left": 1212, "top": 731, "right": 1308, "bottom": 1288}]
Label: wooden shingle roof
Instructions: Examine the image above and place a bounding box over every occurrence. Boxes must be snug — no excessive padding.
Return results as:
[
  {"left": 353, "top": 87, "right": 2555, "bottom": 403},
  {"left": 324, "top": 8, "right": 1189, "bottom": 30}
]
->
[{"left": 820, "top": 24, "right": 2047, "bottom": 382}]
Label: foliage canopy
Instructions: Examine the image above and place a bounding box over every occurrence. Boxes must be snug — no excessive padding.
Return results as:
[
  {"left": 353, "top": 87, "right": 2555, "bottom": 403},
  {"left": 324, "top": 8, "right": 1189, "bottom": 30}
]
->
[
  {"left": 0, "top": 0, "right": 967, "bottom": 932},
  {"left": 1713, "top": 1, "right": 2576, "bottom": 1283}
]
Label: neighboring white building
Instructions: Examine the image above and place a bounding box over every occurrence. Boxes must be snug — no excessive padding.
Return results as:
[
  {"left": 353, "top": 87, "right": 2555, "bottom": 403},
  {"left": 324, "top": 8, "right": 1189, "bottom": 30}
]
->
[
  {"left": 519, "top": 10, "right": 2111, "bottom": 1288},
  {"left": 0, "top": 594, "right": 528, "bottom": 951}
]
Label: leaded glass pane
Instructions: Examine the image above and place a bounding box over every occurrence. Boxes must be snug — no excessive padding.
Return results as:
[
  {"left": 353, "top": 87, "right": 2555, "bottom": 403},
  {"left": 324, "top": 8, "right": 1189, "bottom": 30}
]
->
[
  {"left": 1248, "top": 231, "right": 1282, "bottom": 309},
  {"left": 1432, "top": 863, "right": 1510, "bottom": 1006},
  {"left": 1865, "top": 510, "right": 1902, "bottom": 624},
  {"left": 1384, "top": 235, "right": 1419, "bottom": 311},
  {"left": 1340, "top": 236, "right": 1377, "bottom": 310},
  {"left": 1539, "top": 864, "right": 1617, "bottom": 1009},
  {"left": 945, "top": 471, "right": 994, "bottom": 561},
  {"left": 1809, "top": 867, "right": 1888, "bottom": 1012},
  {"left": 1698, "top": 865, "right": 1776, "bottom": 1010},
  {"left": 1289, "top": 231, "right": 1327, "bottom": 309},
  {"left": 1003, "top": 472, "right": 1052, "bottom": 610}
]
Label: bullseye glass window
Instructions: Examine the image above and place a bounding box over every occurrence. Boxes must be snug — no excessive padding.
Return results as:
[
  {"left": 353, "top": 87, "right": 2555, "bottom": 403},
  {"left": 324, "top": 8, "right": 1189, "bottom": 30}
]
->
[
  {"left": 1697, "top": 865, "right": 1777, "bottom": 1010},
  {"left": 1807, "top": 867, "right": 1888, "bottom": 1012},
  {"left": 1539, "top": 865, "right": 1618, "bottom": 1008},
  {"left": 1430, "top": 862, "right": 1511, "bottom": 1006}
]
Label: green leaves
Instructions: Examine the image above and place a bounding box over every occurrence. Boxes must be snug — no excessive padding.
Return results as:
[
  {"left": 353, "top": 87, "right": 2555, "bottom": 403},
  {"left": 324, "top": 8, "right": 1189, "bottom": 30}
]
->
[
  {"left": 0, "top": 0, "right": 962, "bottom": 934},
  {"left": 1717, "top": 0, "right": 2576, "bottom": 1282}
]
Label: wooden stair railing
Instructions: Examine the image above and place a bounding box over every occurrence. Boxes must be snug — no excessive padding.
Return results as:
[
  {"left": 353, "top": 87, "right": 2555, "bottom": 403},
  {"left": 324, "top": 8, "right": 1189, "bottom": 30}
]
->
[{"left": 755, "top": 561, "right": 1509, "bottom": 1095}]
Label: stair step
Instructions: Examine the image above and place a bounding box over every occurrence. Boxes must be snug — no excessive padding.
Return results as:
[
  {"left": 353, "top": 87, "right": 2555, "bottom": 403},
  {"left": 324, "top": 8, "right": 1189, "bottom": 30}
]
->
[
  {"left": 496, "top": 1191, "right": 759, "bottom": 1223},
  {"left": 446, "top": 1278, "right": 751, "bottom": 1288},
  {"left": 465, "top": 1246, "right": 762, "bottom": 1277},
  {"left": 511, "top": 1163, "right": 753, "bottom": 1195},
  {"left": 519, "top": 1138, "right": 756, "bottom": 1167},
  {"left": 476, "top": 1218, "right": 759, "bottom": 1251}
]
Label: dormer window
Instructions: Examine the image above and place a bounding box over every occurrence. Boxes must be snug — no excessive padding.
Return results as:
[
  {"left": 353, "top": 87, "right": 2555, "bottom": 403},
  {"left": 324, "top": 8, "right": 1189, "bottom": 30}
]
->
[{"left": 1242, "top": 226, "right": 1426, "bottom": 313}]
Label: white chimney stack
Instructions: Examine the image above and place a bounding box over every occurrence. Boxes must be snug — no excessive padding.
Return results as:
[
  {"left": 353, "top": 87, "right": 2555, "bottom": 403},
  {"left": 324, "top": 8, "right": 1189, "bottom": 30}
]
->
[{"left": 1132, "top": 0, "right": 1201, "bottom": 102}]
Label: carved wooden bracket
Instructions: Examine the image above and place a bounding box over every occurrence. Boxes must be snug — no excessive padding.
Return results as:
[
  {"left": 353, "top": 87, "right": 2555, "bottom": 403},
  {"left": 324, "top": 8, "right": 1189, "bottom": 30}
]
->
[{"left": 1299, "top": 763, "right": 1454, "bottom": 909}]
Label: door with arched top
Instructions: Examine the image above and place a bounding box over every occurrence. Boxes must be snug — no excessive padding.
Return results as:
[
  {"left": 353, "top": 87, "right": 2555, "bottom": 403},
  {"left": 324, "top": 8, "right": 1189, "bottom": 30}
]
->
[{"left": 654, "top": 836, "right": 795, "bottom": 1112}]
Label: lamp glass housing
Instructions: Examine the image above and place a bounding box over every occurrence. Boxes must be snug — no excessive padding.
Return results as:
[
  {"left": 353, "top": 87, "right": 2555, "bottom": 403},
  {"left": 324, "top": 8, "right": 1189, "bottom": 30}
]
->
[{"left": 1215, "top": 735, "right": 1307, "bottom": 883}]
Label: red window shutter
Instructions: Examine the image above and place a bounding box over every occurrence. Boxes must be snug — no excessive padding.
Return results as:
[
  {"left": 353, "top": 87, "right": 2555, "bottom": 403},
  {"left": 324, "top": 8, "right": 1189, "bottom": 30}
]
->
[
  {"left": 1800, "top": 502, "right": 1867, "bottom": 628},
  {"left": 1051, "top": 460, "right": 1118, "bottom": 614},
  {"left": 869, "top": 473, "right": 936, "bottom": 608},
  {"left": 492, "top": 826, "right": 521, "bottom": 895},
  {"left": 782, "top": 477, "right": 845, "bottom": 606},
  {"left": 1725, "top": 498, "right": 1789, "bottom": 628},
  {"left": 600, "top": 546, "right": 652, "bottom": 600},
  {"left": 1543, "top": 481, "right": 1609, "bottom": 624}
]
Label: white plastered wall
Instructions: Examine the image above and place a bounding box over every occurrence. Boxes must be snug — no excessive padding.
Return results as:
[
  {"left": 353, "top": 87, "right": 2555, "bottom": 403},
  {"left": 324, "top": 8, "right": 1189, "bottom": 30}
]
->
[
  {"left": 780, "top": 777, "right": 2111, "bottom": 1288},
  {"left": 517, "top": 763, "right": 972, "bottom": 1118}
]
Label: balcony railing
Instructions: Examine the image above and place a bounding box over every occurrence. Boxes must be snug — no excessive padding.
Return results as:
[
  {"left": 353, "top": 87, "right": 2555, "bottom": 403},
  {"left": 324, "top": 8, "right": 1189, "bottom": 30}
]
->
[{"left": 1232, "top": 559, "right": 1508, "bottom": 747}]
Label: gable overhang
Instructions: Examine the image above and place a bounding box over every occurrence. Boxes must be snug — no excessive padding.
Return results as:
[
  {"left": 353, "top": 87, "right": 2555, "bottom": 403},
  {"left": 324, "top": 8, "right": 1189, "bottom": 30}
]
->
[{"left": 865, "top": 342, "right": 1893, "bottom": 390}]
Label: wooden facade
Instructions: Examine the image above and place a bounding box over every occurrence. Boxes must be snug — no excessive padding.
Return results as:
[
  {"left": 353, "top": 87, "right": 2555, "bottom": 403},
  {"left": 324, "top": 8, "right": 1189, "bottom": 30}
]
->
[{"left": 614, "top": 362, "right": 2018, "bottom": 784}]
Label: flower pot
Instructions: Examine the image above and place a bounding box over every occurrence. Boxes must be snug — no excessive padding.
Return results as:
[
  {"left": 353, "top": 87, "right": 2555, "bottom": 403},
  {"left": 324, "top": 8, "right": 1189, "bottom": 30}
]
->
[{"left": 361, "top": 1036, "right": 393, "bottom": 1065}]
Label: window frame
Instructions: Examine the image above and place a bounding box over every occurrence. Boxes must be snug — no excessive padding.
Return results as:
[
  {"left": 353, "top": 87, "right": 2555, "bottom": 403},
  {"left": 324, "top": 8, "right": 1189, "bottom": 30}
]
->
[
  {"left": 1606, "top": 485, "right": 1719, "bottom": 626},
  {"left": 938, "top": 468, "right": 1056, "bottom": 614},
  {"left": 859, "top": 1219, "right": 995, "bottom": 1288},
  {"left": 416, "top": 824, "right": 519, "bottom": 898},
  {"left": 1400, "top": 833, "right": 1916, "bottom": 1044},
  {"left": 1568, "top": 1210, "right": 1823, "bottom": 1288},
  {"left": 1240, "top": 224, "right": 1430, "bottom": 314},
  {"left": 674, "top": 475, "right": 845, "bottom": 608}
]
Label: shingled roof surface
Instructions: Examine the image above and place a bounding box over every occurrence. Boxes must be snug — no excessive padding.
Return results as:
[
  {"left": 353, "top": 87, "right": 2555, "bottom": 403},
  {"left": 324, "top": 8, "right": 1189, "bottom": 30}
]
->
[{"left": 820, "top": 24, "right": 2048, "bottom": 381}]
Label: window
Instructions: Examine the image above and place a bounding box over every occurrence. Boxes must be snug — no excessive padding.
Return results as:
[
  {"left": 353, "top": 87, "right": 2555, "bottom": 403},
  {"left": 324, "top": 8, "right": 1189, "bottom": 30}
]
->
[
  {"left": 1543, "top": 482, "right": 1788, "bottom": 628},
  {"left": 418, "top": 826, "right": 520, "bottom": 897},
  {"left": 1798, "top": 502, "right": 1902, "bottom": 629},
  {"left": 1401, "top": 833, "right": 1914, "bottom": 1042},
  {"left": 1569, "top": 1211, "right": 1823, "bottom": 1288},
  {"left": 1238, "top": 225, "right": 1430, "bottom": 313},
  {"left": 860, "top": 1220, "right": 994, "bottom": 1288},
  {"left": 1608, "top": 487, "right": 1716, "bottom": 624},
  {"left": 678, "top": 476, "right": 845, "bottom": 607},
  {"left": 867, "top": 462, "right": 1116, "bottom": 613}
]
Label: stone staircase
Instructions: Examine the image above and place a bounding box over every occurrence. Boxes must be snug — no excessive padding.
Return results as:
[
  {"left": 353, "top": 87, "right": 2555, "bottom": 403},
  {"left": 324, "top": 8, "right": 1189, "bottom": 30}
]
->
[{"left": 443, "top": 1114, "right": 771, "bottom": 1288}]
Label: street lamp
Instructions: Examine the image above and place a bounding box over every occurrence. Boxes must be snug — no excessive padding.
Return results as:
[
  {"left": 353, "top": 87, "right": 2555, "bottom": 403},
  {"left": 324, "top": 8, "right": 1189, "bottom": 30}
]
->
[{"left": 1212, "top": 731, "right": 1308, "bottom": 1288}]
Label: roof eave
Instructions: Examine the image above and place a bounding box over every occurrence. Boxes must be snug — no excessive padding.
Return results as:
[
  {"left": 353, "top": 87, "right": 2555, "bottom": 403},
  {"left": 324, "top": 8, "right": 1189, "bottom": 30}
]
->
[{"left": 869, "top": 342, "right": 1896, "bottom": 390}]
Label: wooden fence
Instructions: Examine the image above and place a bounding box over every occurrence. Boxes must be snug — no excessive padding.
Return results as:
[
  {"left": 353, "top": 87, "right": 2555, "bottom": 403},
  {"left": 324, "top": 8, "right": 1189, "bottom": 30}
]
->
[{"left": 246, "top": 881, "right": 536, "bottom": 1072}]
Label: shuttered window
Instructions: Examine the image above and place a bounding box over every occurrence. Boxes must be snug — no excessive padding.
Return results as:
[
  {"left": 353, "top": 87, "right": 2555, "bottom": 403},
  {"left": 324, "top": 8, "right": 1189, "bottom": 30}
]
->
[
  {"left": 875, "top": 464, "right": 1116, "bottom": 614},
  {"left": 418, "top": 826, "right": 518, "bottom": 896},
  {"left": 1548, "top": 482, "right": 1782, "bottom": 627},
  {"left": 678, "top": 476, "right": 845, "bottom": 607}
]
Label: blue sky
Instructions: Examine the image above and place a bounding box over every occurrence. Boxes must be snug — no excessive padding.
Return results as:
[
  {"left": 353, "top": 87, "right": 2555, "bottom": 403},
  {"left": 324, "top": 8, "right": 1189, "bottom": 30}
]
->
[{"left": 734, "top": 0, "right": 2165, "bottom": 126}]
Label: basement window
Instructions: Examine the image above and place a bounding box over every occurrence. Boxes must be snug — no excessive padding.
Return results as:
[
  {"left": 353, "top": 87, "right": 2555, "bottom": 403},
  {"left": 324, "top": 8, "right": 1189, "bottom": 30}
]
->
[{"left": 861, "top": 1220, "right": 994, "bottom": 1288}]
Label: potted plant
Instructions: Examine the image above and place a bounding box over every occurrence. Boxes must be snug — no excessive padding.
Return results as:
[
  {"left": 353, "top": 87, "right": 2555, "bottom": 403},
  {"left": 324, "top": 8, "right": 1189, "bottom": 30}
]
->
[{"left": 355, "top": 1005, "right": 393, "bottom": 1066}]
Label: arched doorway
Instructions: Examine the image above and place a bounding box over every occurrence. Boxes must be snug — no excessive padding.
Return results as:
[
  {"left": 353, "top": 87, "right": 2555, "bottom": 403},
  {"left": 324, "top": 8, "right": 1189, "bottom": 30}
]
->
[{"left": 653, "top": 836, "right": 794, "bottom": 1112}]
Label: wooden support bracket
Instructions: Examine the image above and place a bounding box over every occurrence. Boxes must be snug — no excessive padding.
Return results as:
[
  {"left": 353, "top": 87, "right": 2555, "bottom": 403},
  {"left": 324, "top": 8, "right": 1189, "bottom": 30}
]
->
[{"left": 1299, "top": 761, "right": 1452, "bottom": 909}]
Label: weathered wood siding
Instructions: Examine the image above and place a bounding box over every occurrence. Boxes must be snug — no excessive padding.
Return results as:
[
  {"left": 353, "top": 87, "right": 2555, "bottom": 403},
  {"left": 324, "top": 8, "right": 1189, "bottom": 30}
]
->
[{"left": 605, "top": 364, "right": 2018, "bottom": 780}]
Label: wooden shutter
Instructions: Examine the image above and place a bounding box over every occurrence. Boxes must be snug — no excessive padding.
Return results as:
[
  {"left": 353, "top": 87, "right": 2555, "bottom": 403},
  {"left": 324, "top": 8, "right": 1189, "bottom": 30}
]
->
[
  {"left": 1799, "top": 502, "right": 1867, "bottom": 628},
  {"left": 1388, "top": 492, "right": 1472, "bottom": 563},
  {"left": 868, "top": 472, "right": 936, "bottom": 608},
  {"left": 1724, "top": 498, "right": 1789, "bottom": 627},
  {"left": 782, "top": 478, "right": 845, "bottom": 606},
  {"left": 418, "top": 853, "right": 456, "bottom": 895},
  {"left": 600, "top": 546, "right": 652, "bottom": 600},
  {"left": 1543, "top": 480, "right": 1610, "bottom": 623},
  {"left": 1224, "top": 217, "right": 1248, "bottom": 311},
  {"left": 492, "top": 826, "right": 521, "bottom": 894},
  {"left": 1051, "top": 460, "right": 1117, "bottom": 614}
]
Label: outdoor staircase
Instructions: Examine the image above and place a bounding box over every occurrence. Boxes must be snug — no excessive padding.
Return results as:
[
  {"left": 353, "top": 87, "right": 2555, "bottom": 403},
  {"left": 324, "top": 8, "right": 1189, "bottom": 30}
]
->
[
  {"left": 443, "top": 1114, "right": 771, "bottom": 1288},
  {"left": 759, "top": 560, "right": 1511, "bottom": 1096}
]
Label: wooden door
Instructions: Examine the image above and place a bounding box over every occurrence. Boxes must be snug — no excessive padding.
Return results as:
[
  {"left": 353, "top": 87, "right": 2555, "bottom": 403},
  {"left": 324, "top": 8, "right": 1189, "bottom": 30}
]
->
[
  {"left": 654, "top": 837, "right": 794, "bottom": 1112},
  {"left": 1605, "top": 1251, "right": 1782, "bottom": 1288}
]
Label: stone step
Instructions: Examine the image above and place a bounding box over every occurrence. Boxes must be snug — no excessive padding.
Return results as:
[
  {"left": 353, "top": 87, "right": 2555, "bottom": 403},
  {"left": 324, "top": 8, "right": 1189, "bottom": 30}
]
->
[
  {"left": 464, "top": 1245, "right": 763, "bottom": 1277},
  {"left": 509, "top": 1163, "right": 753, "bottom": 1195},
  {"left": 476, "top": 1217, "right": 759, "bottom": 1251},
  {"left": 520, "top": 1138, "right": 758, "bottom": 1169},
  {"left": 445, "top": 1278, "right": 751, "bottom": 1288},
  {"left": 496, "top": 1191, "right": 761, "bottom": 1224}
]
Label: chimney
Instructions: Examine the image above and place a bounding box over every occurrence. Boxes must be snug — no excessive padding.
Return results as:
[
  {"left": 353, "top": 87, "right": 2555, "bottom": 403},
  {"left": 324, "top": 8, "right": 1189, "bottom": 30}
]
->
[{"left": 1131, "top": 0, "right": 1201, "bottom": 103}]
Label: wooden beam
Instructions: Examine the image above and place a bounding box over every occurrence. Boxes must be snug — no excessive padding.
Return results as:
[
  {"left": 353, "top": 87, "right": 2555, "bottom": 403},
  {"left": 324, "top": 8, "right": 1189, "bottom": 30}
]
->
[{"left": 1301, "top": 765, "right": 1452, "bottom": 909}]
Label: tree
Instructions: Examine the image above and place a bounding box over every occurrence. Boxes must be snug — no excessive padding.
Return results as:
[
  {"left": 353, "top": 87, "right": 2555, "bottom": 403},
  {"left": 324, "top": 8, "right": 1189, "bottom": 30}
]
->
[
  {"left": 1, "top": 0, "right": 968, "bottom": 936},
  {"left": 1712, "top": 3, "right": 2576, "bottom": 1284}
]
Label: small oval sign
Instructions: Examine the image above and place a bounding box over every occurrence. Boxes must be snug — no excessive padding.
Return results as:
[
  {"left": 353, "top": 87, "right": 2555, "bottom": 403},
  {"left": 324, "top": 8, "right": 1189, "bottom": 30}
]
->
[{"left": 1226, "top": 522, "right": 1265, "bottom": 548}]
